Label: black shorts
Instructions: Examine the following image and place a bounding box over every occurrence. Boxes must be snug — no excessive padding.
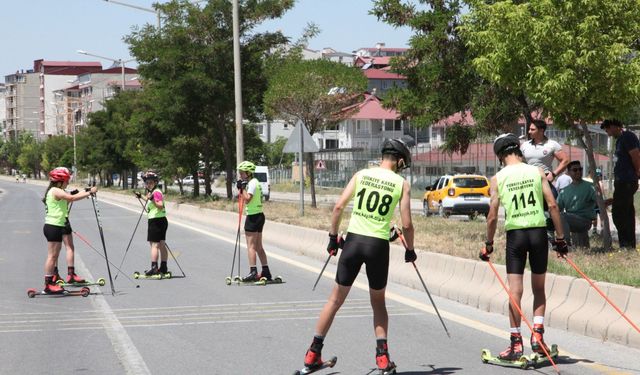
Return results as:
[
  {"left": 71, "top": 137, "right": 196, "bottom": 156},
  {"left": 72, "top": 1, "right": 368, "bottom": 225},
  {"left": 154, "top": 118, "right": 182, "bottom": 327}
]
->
[
  {"left": 244, "top": 213, "right": 265, "bottom": 233},
  {"left": 336, "top": 232, "right": 389, "bottom": 290},
  {"left": 43, "top": 224, "right": 65, "bottom": 242},
  {"left": 505, "top": 227, "right": 548, "bottom": 275},
  {"left": 147, "top": 217, "right": 168, "bottom": 242},
  {"left": 63, "top": 218, "right": 72, "bottom": 235}
]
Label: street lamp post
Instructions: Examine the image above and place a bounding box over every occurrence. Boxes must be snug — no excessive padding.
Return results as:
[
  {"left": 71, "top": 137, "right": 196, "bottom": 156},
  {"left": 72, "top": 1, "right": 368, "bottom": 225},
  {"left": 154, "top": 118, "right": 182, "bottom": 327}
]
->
[
  {"left": 102, "top": 0, "right": 161, "bottom": 28},
  {"left": 77, "top": 50, "right": 135, "bottom": 91}
]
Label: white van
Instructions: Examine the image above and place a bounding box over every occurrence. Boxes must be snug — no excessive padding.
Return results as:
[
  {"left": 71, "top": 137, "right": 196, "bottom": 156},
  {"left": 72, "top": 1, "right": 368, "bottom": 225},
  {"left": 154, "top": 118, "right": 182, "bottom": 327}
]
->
[{"left": 254, "top": 166, "right": 270, "bottom": 201}]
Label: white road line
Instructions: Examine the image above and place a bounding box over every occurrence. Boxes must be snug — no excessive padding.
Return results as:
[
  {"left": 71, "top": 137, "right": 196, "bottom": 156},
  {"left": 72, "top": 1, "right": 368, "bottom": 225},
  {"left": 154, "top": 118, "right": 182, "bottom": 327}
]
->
[{"left": 75, "top": 254, "right": 151, "bottom": 375}]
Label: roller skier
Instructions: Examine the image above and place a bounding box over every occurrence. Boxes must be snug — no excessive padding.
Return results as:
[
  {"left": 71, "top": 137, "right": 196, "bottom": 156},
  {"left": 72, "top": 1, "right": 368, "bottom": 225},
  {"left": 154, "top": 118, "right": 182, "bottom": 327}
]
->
[
  {"left": 141, "top": 171, "right": 170, "bottom": 277},
  {"left": 480, "top": 134, "right": 567, "bottom": 366},
  {"left": 296, "top": 138, "right": 415, "bottom": 375},
  {"left": 40, "top": 167, "right": 97, "bottom": 294}
]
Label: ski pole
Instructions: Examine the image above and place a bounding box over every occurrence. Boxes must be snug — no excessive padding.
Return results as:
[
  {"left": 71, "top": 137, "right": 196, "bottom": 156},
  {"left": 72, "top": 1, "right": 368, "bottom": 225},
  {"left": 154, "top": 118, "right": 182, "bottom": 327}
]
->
[
  {"left": 165, "top": 242, "right": 186, "bottom": 277},
  {"left": 229, "top": 196, "right": 244, "bottom": 279},
  {"left": 312, "top": 232, "right": 343, "bottom": 291},
  {"left": 484, "top": 257, "right": 560, "bottom": 374},
  {"left": 73, "top": 230, "right": 140, "bottom": 288},
  {"left": 90, "top": 193, "right": 116, "bottom": 296},
  {"left": 114, "top": 193, "right": 148, "bottom": 280},
  {"left": 395, "top": 226, "right": 451, "bottom": 338},
  {"left": 564, "top": 256, "right": 640, "bottom": 334}
]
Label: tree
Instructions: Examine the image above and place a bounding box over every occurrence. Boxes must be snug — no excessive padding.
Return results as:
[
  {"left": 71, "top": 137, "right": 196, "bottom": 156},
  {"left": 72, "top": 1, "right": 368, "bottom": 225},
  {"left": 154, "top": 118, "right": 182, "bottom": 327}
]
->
[
  {"left": 126, "top": 0, "right": 293, "bottom": 198},
  {"left": 41, "top": 135, "right": 74, "bottom": 173},
  {"left": 371, "top": 0, "right": 523, "bottom": 146},
  {"left": 264, "top": 59, "right": 367, "bottom": 208},
  {"left": 462, "top": 0, "right": 640, "bottom": 249},
  {"left": 17, "top": 134, "right": 43, "bottom": 178}
]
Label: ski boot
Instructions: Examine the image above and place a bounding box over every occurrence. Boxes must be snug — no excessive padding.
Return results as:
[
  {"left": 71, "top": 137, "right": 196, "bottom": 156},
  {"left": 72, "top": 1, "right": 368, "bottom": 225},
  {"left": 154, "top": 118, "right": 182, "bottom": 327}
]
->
[
  {"left": 66, "top": 273, "right": 86, "bottom": 284},
  {"left": 242, "top": 269, "right": 259, "bottom": 282},
  {"left": 52, "top": 268, "right": 63, "bottom": 284},
  {"left": 498, "top": 333, "right": 524, "bottom": 361},
  {"left": 303, "top": 341, "right": 324, "bottom": 370},
  {"left": 376, "top": 346, "right": 397, "bottom": 375},
  {"left": 145, "top": 266, "right": 159, "bottom": 277},
  {"left": 260, "top": 268, "right": 273, "bottom": 281},
  {"left": 44, "top": 282, "right": 65, "bottom": 294},
  {"left": 530, "top": 324, "right": 549, "bottom": 354}
]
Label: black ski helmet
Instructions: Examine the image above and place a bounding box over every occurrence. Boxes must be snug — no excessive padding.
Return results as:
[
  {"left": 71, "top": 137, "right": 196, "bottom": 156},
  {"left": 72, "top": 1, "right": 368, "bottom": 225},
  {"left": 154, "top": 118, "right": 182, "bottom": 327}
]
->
[
  {"left": 381, "top": 138, "right": 411, "bottom": 170},
  {"left": 493, "top": 133, "right": 520, "bottom": 157}
]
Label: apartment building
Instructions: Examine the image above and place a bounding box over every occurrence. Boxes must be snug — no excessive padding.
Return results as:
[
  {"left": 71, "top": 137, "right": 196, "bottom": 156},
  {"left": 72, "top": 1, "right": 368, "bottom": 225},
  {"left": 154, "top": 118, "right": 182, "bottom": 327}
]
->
[
  {"left": 52, "top": 65, "right": 139, "bottom": 135},
  {"left": 0, "top": 84, "right": 6, "bottom": 140},
  {"left": 4, "top": 60, "right": 103, "bottom": 140}
]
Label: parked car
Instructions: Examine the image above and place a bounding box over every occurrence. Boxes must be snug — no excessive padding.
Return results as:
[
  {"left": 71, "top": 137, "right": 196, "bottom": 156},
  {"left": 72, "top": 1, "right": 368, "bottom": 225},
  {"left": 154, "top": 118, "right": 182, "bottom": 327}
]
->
[
  {"left": 423, "top": 174, "right": 490, "bottom": 219},
  {"left": 254, "top": 166, "right": 270, "bottom": 201},
  {"left": 175, "top": 175, "right": 204, "bottom": 186}
]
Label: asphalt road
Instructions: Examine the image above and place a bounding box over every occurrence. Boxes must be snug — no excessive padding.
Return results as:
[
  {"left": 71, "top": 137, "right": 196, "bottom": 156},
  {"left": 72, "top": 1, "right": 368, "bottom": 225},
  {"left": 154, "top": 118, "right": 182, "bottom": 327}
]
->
[{"left": 1, "top": 180, "right": 639, "bottom": 374}]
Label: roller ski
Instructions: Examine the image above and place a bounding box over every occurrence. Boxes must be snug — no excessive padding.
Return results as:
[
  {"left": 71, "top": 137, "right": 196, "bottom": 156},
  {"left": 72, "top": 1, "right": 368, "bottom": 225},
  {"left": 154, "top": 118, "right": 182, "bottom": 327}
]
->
[
  {"left": 133, "top": 271, "right": 172, "bottom": 280},
  {"left": 225, "top": 269, "right": 284, "bottom": 286},
  {"left": 27, "top": 285, "right": 90, "bottom": 298},
  {"left": 57, "top": 276, "right": 106, "bottom": 287},
  {"left": 293, "top": 345, "right": 337, "bottom": 375},
  {"left": 528, "top": 324, "right": 559, "bottom": 367}
]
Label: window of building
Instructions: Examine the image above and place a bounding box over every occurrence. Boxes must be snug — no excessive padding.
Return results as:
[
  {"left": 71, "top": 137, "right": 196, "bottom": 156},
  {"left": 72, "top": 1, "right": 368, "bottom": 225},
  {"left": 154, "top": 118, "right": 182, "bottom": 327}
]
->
[
  {"left": 255, "top": 124, "right": 264, "bottom": 135},
  {"left": 384, "top": 119, "right": 402, "bottom": 131},
  {"left": 356, "top": 120, "right": 369, "bottom": 135},
  {"left": 325, "top": 139, "right": 338, "bottom": 149}
]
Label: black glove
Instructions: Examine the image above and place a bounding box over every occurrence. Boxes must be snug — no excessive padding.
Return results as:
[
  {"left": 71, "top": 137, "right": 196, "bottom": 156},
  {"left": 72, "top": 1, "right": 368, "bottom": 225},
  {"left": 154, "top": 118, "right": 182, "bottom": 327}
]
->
[
  {"left": 70, "top": 189, "right": 79, "bottom": 195},
  {"left": 553, "top": 238, "right": 569, "bottom": 256},
  {"left": 84, "top": 187, "right": 92, "bottom": 192},
  {"left": 327, "top": 233, "right": 344, "bottom": 256},
  {"left": 134, "top": 192, "right": 142, "bottom": 199},
  {"left": 404, "top": 249, "right": 417, "bottom": 263},
  {"left": 389, "top": 226, "right": 399, "bottom": 242},
  {"left": 236, "top": 180, "right": 247, "bottom": 190},
  {"left": 479, "top": 242, "right": 494, "bottom": 261}
]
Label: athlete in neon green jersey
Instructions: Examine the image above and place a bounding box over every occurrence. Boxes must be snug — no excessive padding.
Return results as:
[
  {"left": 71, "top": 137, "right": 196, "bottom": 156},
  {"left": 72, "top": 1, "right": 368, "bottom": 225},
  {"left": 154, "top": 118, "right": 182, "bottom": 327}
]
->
[
  {"left": 481, "top": 134, "right": 568, "bottom": 361},
  {"left": 299, "top": 138, "right": 415, "bottom": 375},
  {"left": 236, "top": 161, "right": 273, "bottom": 282},
  {"left": 42, "top": 167, "right": 97, "bottom": 294},
  {"left": 142, "top": 171, "right": 169, "bottom": 276}
]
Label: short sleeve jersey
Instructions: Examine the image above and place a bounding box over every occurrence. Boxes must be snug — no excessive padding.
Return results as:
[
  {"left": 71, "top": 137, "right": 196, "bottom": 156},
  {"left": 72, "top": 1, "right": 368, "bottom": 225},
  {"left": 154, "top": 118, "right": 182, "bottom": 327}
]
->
[
  {"left": 520, "top": 138, "right": 563, "bottom": 174},
  {"left": 496, "top": 163, "right": 546, "bottom": 231},
  {"left": 245, "top": 178, "right": 263, "bottom": 215},
  {"left": 614, "top": 130, "right": 640, "bottom": 182},
  {"left": 347, "top": 167, "right": 404, "bottom": 240},
  {"left": 146, "top": 188, "right": 166, "bottom": 219}
]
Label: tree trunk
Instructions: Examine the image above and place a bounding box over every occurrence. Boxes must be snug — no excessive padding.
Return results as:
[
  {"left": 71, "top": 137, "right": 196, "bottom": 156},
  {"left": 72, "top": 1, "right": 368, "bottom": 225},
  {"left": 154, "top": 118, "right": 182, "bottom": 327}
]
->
[
  {"left": 192, "top": 167, "right": 200, "bottom": 198},
  {"left": 204, "top": 160, "right": 212, "bottom": 197},
  {"left": 577, "top": 123, "right": 613, "bottom": 250},
  {"left": 516, "top": 94, "right": 534, "bottom": 127}
]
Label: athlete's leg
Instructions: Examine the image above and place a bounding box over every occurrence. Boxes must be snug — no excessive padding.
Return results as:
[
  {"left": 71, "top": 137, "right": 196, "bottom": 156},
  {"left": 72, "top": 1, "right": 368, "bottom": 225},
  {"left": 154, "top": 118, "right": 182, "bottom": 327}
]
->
[
  {"left": 245, "top": 232, "right": 258, "bottom": 266},
  {"left": 149, "top": 241, "right": 160, "bottom": 263},
  {"left": 255, "top": 232, "right": 268, "bottom": 266},
  {"left": 506, "top": 274, "right": 524, "bottom": 328},
  {"left": 370, "top": 287, "right": 388, "bottom": 338},
  {"left": 314, "top": 284, "right": 351, "bottom": 336},
  {"left": 63, "top": 233, "right": 75, "bottom": 267},
  {"left": 531, "top": 273, "right": 546, "bottom": 317},
  {"left": 158, "top": 240, "right": 168, "bottom": 262},
  {"left": 45, "top": 242, "right": 63, "bottom": 275}
]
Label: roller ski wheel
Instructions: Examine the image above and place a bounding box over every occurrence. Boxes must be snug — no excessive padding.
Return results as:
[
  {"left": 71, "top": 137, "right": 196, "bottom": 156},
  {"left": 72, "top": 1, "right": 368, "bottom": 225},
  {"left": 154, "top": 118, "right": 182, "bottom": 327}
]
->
[
  {"left": 480, "top": 349, "right": 530, "bottom": 369},
  {"left": 527, "top": 344, "right": 559, "bottom": 366},
  {"left": 379, "top": 363, "right": 397, "bottom": 375},
  {"left": 27, "top": 287, "right": 90, "bottom": 298},
  {"left": 133, "top": 272, "right": 140, "bottom": 279},
  {"left": 225, "top": 277, "right": 232, "bottom": 285},
  {"left": 293, "top": 356, "right": 337, "bottom": 375}
]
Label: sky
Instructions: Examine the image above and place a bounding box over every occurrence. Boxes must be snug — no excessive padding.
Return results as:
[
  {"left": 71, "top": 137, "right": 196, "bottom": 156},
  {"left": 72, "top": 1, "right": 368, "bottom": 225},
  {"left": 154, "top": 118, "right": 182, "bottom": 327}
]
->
[{"left": 1, "top": 0, "right": 413, "bottom": 77}]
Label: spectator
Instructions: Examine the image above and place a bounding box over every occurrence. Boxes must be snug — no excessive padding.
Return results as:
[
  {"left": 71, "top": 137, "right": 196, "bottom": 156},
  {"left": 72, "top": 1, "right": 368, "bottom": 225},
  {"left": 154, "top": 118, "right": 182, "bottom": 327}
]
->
[
  {"left": 554, "top": 171, "right": 572, "bottom": 193},
  {"left": 557, "top": 161, "right": 597, "bottom": 248},
  {"left": 601, "top": 119, "right": 640, "bottom": 249},
  {"left": 583, "top": 168, "right": 606, "bottom": 235}
]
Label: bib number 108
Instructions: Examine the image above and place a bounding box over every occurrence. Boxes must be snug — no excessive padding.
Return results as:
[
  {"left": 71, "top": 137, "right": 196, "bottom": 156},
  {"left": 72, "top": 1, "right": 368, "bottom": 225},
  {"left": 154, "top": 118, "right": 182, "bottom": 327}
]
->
[{"left": 356, "top": 188, "right": 393, "bottom": 216}]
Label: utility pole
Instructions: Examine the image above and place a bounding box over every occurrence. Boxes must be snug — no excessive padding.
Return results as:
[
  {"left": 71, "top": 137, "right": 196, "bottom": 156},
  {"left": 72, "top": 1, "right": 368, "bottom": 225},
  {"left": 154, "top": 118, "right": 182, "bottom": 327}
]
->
[{"left": 232, "top": 0, "right": 243, "bottom": 164}]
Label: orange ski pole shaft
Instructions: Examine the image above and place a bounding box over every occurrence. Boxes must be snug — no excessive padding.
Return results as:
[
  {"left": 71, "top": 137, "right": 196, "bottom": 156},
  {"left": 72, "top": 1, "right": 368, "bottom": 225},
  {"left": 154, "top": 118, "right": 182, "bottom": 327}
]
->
[
  {"left": 485, "top": 258, "right": 560, "bottom": 374},
  {"left": 564, "top": 256, "right": 639, "bottom": 334}
]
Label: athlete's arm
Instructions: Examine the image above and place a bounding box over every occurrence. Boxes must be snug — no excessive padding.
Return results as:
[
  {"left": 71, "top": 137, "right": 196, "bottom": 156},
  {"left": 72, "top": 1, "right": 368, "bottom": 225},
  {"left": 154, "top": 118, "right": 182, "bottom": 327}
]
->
[
  {"left": 485, "top": 175, "right": 499, "bottom": 243},
  {"left": 53, "top": 186, "right": 96, "bottom": 202},
  {"left": 540, "top": 169, "right": 565, "bottom": 239},
  {"left": 330, "top": 173, "right": 357, "bottom": 235},
  {"left": 151, "top": 191, "right": 164, "bottom": 209},
  {"left": 399, "top": 180, "right": 414, "bottom": 250}
]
